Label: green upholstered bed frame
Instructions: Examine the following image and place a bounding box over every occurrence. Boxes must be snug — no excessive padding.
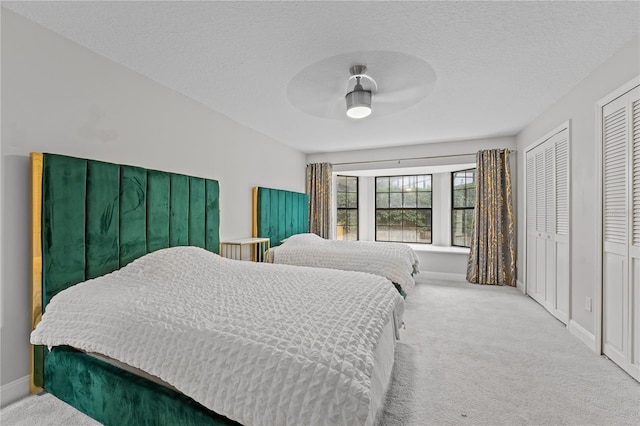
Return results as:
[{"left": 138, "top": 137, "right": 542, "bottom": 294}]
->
[
  {"left": 250, "top": 186, "right": 408, "bottom": 299},
  {"left": 251, "top": 186, "right": 309, "bottom": 248},
  {"left": 30, "top": 153, "right": 237, "bottom": 425}
]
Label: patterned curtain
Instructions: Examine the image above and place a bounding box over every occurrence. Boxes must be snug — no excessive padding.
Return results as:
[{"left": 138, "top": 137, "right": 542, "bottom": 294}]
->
[
  {"left": 306, "top": 162, "right": 333, "bottom": 239},
  {"left": 466, "top": 149, "right": 516, "bottom": 286}
]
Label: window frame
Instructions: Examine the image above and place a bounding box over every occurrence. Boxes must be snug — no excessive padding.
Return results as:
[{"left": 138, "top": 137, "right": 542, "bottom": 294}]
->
[
  {"left": 335, "top": 175, "right": 359, "bottom": 240},
  {"left": 451, "top": 168, "right": 476, "bottom": 248},
  {"left": 374, "top": 174, "right": 433, "bottom": 244}
]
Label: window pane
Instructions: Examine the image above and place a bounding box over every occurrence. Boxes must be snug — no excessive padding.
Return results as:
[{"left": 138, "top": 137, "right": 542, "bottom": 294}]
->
[
  {"left": 345, "top": 226, "right": 358, "bottom": 241},
  {"left": 376, "top": 209, "right": 389, "bottom": 225},
  {"left": 416, "top": 209, "right": 429, "bottom": 227},
  {"left": 347, "top": 192, "right": 358, "bottom": 208},
  {"left": 451, "top": 169, "right": 476, "bottom": 246},
  {"left": 346, "top": 177, "right": 357, "bottom": 192},
  {"left": 402, "top": 228, "right": 417, "bottom": 242},
  {"left": 376, "top": 193, "right": 389, "bottom": 208},
  {"left": 390, "top": 177, "right": 403, "bottom": 192},
  {"left": 402, "top": 209, "right": 416, "bottom": 227},
  {"left": 337, "top": 176, "right": 358, "bottom": 241},
  {"left": 453, "top": 189, "right": 466, "bottom": 208},
  {"left": 452, "top": 210, "right": 464, "bottom": 245},
  {"left": 467, "top": 187, "right": 476, "bottom": 207},
  {"left": 403, "top": 191, "right": 417, "bottom": 208},
  {"left": 389, "top": 209, "right": 402, "bottom": 225},
  {"left": 453, "top": 172, "right": 464, "bottom": 187},
  {"left": 417, "top": 191, "right": 431, "bottom": 208},
  {"left": 468, "top": 170, "right": 476, "bottom": 184},
  {"left": 416, "top": 175, "right": 430, "bottom": 191},
  {"left": 376, "top": 226, "right": 389, "bottom": 241},
  {"left": 337, "top": 192, "right": 347, "bottom": 209},
  {"left": 348, "top": 209, "right": 358, "bottom": 226},
  {"left": 389, "top": 227, "right": 403, "bottom": 242},
  {"left": 452, "top": 209, "right": 474, "bottom": 247},
  {"left": 390, "top": 193, "right": 402, "bottom": 208},
  {"left": 376, "top": 177, "right": 389, "bottom": 192},
  {"left": 403, "top": 175, "right": 416, "bottom": 190},
  {"left": 418, "top": 227, "right": 431, "bottom": 243}
]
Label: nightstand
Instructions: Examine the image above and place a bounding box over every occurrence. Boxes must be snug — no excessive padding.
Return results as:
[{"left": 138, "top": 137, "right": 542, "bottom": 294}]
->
[{"left": 219, "top": 237, "right": 271, "bottom": 262}]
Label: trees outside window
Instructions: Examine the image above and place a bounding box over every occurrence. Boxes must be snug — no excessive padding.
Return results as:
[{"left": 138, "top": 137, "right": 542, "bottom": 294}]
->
[
  {"left": 452, "top": 169, "right": 476, "bottom": 247},
  {"left": 336, "top": 175, "right": 358, "bottom": 240},
  {"left": 375, "top": 175, "right": 432, "bottom": 243}
]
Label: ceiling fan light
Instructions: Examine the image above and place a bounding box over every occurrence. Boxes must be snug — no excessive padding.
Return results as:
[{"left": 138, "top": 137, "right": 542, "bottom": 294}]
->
[{"left": 345, "top": 89, "right": 372, "bottom": 119}]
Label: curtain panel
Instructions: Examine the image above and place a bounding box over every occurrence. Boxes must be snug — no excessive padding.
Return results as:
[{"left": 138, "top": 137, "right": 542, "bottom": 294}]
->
[
  {"left": 306, "top": 163, "right": 333, "bottom": 239},
  {"left": 466, "top": 149, "right": 516, "bottom": 286}
]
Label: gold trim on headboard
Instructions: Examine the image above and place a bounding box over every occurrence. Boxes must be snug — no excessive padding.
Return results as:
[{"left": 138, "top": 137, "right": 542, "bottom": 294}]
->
[
  {"left": 252, "top": 187, "right": 258, "bottom": 238},
  {"left": 30, "top": 152, "right": 43, "bottom": 394}
]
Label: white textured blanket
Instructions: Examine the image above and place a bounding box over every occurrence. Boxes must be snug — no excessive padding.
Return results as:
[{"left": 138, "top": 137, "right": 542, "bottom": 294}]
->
[
  {"left": 270, "top": 234, "right": 419, "bottom": 294},
  {"left": 31, "top": 246, "right": 403, "bottom": 426}
]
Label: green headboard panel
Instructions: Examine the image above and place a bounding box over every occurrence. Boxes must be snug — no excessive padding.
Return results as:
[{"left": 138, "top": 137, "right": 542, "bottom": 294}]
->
[
  {"left": 34, "top": 153, "right": 220, "bottom": 388},
  {"left": 42, "top": 153, "right": 220, "bottom": 306},
  {"left": 253, "top": 187, "right": 308, "bottom": 248}
]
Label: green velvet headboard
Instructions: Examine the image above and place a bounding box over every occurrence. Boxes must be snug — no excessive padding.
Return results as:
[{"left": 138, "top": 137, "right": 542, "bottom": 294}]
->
[
  {"left": 31, "top": 153, "right": 220, "bottom": 391},
  {"left": 252, "top": 186, "right": 309, "bottom": 248}
]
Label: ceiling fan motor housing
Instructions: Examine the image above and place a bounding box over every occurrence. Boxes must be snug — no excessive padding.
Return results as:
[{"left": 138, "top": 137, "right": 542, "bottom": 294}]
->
[{"left": 346, "top": 65, "right": 372, "bottom": 119}]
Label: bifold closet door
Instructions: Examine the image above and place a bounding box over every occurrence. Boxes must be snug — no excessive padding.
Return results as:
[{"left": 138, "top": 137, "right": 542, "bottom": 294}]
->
[
  {"left": 526, "top": 128, "right": 570, "bottom": 324},
  {"left": 602, "top": 85, "right": 640, "bottom": 380}
]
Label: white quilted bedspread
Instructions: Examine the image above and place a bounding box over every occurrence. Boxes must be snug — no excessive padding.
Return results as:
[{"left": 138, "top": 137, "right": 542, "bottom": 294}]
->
[
  {"left": 31, "top": 246, "right": 403, "bottom": 426},
  {"left": 270, "top": 234, "right": 419, "bottom": 294}
]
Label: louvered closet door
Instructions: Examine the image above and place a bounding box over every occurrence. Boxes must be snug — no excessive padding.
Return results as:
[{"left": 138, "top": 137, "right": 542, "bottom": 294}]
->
[
  {"left": 526, "top": 128, "right": 571, "bottom": 324},
  {"left": 630, "top": 89, "right": 640, "bottom": 379},
  {"left": 544, "top": 143, "right": 557, "bottom": 314},
  {"left": 553, "top": 132, "right": 570, "bottom": 324},
  {"left": 526, "top": 151, "right": 538, "bottom": 298},
  {"left": 602, "top": 85, "right": 640, "bottom": 380},
  {"left": 525, "top": 128, "right": 570, "bottom": 324},
  {"left": 535, "top": 147, "right": 549, "bottom": 306}
]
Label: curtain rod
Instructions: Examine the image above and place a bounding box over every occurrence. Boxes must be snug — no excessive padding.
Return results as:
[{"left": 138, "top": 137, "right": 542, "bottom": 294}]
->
[{"left": 330, "top": 149, "right": 516, "bottom": 166}]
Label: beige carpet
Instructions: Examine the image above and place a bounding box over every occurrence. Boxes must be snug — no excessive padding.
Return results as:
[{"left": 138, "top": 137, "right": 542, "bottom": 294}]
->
[{"left": 2, "top": 277, "right": 639, "bottom": 425}]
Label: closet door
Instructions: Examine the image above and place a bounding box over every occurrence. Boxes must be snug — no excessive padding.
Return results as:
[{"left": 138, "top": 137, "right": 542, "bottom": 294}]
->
[
  {"left": 630, "top": 90, "right": 640, "bottom": 379},
  {"left": 534, "top": 147, "right": 548, "bottom": 306},
  {"left": 554, "top": 133, "right": 570, "bottom": 323},
  {"left": 602, "top": 85, "right": 640, "bottom": 380},
  {"left": 526, "top": 152, "right": 538, "bottom": 298},
  {"left": 525, "top": 127, "right": 570, "bottom": 324},
  {"left": 544, "top": 143, "right": 556, "bottom": 314}
]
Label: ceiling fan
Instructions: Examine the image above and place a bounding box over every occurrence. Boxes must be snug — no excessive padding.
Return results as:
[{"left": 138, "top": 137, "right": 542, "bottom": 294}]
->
[
  {"left": 345, "top": 65, "right": 376, "bottom": 119},
  {"left": 287, "top": 51, "right": 437, "bottom": 121}
]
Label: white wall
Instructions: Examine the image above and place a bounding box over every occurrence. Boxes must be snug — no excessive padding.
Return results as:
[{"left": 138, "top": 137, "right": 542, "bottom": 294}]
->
[
  {"left": 516, "top": 36, "right": 640, "bottom": 339},
  {"left": 0, "top": 10, "right": 306, "bottom": 404},
  {"left": 309, "top": 136, "right": 517, "bottom": 277}
]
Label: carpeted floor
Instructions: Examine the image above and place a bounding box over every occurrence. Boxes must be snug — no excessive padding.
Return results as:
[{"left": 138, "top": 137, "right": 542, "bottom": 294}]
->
[{"left": 2, "top": 277, "right": 639, "bottom": 425}]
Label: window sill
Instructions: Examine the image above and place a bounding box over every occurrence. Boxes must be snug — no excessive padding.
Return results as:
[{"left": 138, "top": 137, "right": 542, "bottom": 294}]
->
[{"left": 407, "top": 244, "right": 470, "bottom": 254}]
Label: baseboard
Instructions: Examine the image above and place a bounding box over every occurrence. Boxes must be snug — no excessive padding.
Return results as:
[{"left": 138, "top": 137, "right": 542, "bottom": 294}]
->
[
  {"left": 516, "top": 279, "right": 525, "bottom": 294},
  {"left": 0, "top": 375, "right": 30, "bottom": 408},
  {"left": 418, "top": 271, "right": 466, "bottom": 282},
  {"left": 568, "top": 320, "right": 597, "bottom": 351}
]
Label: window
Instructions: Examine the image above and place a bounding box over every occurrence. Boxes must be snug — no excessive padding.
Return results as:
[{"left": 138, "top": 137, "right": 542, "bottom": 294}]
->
[
  {"left": 451, "top": 169, "right": 476, "bottom": 247},
  {"left": 336, "top": 175, "right": 358, "bottom": 240},
  {"left": 375, "top": 175, "right": 432, "bottom": 243}
]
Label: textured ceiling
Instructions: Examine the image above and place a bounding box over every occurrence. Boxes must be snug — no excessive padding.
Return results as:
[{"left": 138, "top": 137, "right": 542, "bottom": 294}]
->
[{"left": 3, "top": 1, "right": 639, "bottom": 154}]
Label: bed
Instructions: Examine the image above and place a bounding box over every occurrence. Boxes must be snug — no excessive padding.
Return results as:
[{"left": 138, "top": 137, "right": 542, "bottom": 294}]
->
[
  {"left": 29, "top": 153, "right": 404, "bottom": 426},
  {"left": 252, "top": 187, "right": 420, "bottom": 295}
]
